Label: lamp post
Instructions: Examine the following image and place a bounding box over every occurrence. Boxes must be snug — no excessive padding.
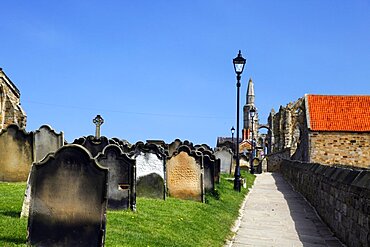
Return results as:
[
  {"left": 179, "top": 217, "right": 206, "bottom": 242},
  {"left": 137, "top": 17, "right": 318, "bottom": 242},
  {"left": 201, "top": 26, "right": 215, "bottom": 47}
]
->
[
  {"left": 249, "top": 108, "right": 256, "bottom": 174},
  {"left": 231, "top": 126, "right": 235, "bottom": 152},
  {"left": 233, "top": 50, "right": 246, "bottom": 192}
]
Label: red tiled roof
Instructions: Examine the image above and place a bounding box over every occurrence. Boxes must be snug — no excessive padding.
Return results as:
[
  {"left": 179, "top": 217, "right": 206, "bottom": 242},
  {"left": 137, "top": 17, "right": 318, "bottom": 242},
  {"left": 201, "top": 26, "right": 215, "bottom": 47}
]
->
[{"left": 307, "top": 95, "right": 370, "bottom": 132}]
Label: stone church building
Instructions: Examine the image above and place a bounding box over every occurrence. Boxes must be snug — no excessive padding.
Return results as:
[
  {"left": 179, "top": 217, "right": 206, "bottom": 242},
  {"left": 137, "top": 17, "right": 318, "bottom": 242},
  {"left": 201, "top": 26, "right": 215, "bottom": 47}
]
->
[
  {"left": 267, "top": 94, "right": 370, "bottom": 169},
  {"left": 0, "top": 68, "right": 27, "bottom": 130}
]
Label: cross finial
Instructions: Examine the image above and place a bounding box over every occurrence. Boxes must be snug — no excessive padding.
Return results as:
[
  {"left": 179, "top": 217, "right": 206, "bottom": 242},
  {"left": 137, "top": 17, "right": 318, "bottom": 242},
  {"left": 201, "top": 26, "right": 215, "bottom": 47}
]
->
[{"left": 93, "top": 115, "right": 104, "bottom": 139}]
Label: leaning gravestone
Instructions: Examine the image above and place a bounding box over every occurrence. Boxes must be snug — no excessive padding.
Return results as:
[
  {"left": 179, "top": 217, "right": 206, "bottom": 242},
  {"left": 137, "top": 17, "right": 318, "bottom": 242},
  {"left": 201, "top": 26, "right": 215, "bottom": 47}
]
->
[
  {"left": 214, "top": 146, "right": 233, "bottom": 174},
  {"left": 27, "top": 145, "right": 108, "bottom": 246},
  {"left": 96, "top": 144, "right": 136, "bottom": 210},
  {"left": 166, "top": 145, "right": 204, "bottom": 202},
  {"left": 134, "top": 142, "right": 166, "bottom": 199},
  {"left": 0, "top": 124, "right": 33, "bottom": 182}
]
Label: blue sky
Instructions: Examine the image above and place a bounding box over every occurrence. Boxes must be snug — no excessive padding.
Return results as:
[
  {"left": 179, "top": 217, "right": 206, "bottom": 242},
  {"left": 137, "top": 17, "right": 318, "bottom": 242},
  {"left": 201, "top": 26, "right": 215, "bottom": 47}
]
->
[{"left": 2, "top": 1, "right": 370, "bottom": 146}]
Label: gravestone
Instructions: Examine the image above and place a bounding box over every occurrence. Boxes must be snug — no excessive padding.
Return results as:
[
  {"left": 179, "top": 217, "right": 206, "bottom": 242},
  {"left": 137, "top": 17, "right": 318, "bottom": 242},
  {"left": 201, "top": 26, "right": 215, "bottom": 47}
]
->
[
  {"left": 203, "top": 153, "right": 215, "bottom": 192},
  {"left": 96, "top": 144, "right": 136, "bottom": 210},
  {"left": 0, "top": 124, "right": 33, "bottom": 182},
  {"left": 167, "top": 139, "right": 182, "bottom": 157},
  {"left": 166, "top": 145, "right": 204, "bottom": 202},
  {"left": 214, "top": 158, "right": 221, "bottom": 183},
  {"left": 21, "top": 125, "right": 65, "bottom": 218},
  {"left": 214, "top": 146, "right": 233, "bottom": 174},
  {"left": 73, "top": 135, "right": 109, "bottom": 157},
  {"left": 27, "top": 144, "right": 108, "bottom": 246},
  {"left": 134, "top": 142, "right": 166, "bottom": 199},
  {"left": 33, "top": 125, "right": 64, "bottom": 162}
]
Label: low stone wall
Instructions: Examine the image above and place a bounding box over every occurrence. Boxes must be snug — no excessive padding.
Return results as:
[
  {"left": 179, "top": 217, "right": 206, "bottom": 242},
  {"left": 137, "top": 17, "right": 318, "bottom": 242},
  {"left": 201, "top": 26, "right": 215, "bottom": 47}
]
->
[
  {"left": 266, "top": 148, "right": 290, "bottom": 172},
  {"left": 281, "top": 160, "right": 370, "bottom": 247}
]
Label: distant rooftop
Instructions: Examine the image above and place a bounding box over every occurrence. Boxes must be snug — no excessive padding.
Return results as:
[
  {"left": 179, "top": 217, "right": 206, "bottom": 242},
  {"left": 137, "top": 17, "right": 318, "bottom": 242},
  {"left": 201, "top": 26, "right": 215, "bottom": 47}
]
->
[{"left": 306, "top": 95, "right": 370, "bottom": 132}]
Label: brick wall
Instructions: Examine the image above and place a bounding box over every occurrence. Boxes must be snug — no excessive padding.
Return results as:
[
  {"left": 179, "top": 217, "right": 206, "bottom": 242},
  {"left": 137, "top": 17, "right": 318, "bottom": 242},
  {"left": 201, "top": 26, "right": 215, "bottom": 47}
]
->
[
  {"left": 309, "top": 132, "right": 370, "bottom": 169},
  {"left": 281, "top": 160, "right": 370, "bottom": 247}
]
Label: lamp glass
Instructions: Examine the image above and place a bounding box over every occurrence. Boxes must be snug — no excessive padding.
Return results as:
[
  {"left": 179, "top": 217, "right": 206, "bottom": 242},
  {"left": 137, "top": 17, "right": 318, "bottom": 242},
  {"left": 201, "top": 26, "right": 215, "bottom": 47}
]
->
[{"left": 233, "top": 50, "right": 246, "bottom": 74}]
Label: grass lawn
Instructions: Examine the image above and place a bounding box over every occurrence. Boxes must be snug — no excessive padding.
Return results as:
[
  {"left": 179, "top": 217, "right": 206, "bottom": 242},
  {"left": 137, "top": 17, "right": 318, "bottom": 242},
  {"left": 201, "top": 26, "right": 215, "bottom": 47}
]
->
[{"left": 0, "top": 171, "right": 255, "bottom": 247}]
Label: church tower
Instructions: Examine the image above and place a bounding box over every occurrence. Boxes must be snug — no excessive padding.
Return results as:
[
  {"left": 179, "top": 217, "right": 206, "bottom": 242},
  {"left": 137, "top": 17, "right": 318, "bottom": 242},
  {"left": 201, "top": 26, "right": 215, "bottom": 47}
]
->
[{"left": 243, "top": 78, "right": 258, "bottom": 140}]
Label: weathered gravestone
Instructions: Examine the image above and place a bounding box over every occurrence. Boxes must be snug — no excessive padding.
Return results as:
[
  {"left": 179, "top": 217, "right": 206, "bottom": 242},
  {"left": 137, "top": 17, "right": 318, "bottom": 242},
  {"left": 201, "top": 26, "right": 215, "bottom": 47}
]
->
[
  {"left": 96, "top": 144, "right": 136, "bottom": 210},
  {"left": 166, "top": 145, "right": 204, "bottom": 202},
  {"left": 196, "top": 146, "right": 220, "bottom": 186},
  {"left": 73, "top": 135, "right": 109, "bottom": 157},
  {"left": 21, "top": 125, "right": 65, "bottom": 218},
  {"left": 33, "top": 125, "right": 65, "bottom": 162},
  {"left": 134, "top": 142, "right": 166, "bottom": 199},
  {"left": 214, "top": 146, "right": 233, "bottom": 174},
  {"left": 0, "top": 124, "right": 33, "bottom": 182},
  {"left": 27, "top": 145, "right": 108, "bottom": 247},
  {"left": 202, "top": 152, "right": 216, "bottom": 192}
]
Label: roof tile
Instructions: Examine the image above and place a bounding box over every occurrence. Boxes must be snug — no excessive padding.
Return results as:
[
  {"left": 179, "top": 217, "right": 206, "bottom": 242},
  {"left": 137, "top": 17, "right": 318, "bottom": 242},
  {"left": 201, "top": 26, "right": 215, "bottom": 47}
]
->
[{"left": 307, "top": 95, "right": 370, "bottom": 132}]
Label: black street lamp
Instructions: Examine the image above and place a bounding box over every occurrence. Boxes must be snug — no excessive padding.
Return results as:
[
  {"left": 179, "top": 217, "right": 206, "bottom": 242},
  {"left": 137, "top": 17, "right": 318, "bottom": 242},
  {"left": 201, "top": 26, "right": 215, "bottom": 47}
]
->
[
  {"left": 231, "top": 126, "right": 235, "bottom": 152},
  {"left": 233, "top": 50, "right": 246, "bottom": 192},
  {"left": 249, "top": 108, "right": 256, "bottom": 174}
]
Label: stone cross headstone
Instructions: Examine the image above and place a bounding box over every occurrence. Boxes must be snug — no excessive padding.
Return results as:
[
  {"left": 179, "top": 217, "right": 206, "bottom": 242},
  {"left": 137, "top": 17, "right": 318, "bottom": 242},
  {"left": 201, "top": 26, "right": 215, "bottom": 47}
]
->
[
  {"left": 96, "top": 144, "right": 136, "bottom": 210},
  {"left": 93, "top": 114, "right": 104, "bottom": 139},
  {"left": 134, "top": 142, "right": 166, "bottom": 199},
  {"left": 27, "top": 144, "right": 108, "bottom": 246},
  {"left": 0, "top": 124, "right": 33, "bottom": 182},
  {"left": 166, "top": 145, "right": 204, "bottom": 202}
]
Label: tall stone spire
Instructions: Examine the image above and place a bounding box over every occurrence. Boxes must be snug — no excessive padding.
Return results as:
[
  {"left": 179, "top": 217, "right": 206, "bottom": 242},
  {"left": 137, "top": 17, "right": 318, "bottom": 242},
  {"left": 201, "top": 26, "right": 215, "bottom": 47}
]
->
[
  {"left": 246, "top": 78, "right": 255, "bottom": 105},
  {"left": 243, "top": 78, "right": 256, "bottom": 131}
]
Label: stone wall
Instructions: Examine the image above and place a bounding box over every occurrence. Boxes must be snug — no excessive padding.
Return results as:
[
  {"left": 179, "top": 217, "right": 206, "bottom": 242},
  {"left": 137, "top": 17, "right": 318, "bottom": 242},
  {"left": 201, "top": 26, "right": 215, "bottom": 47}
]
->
[
  {"left": 309, "top": 132, "right": 370, "bottom": 169},
  {"left": 0, "top": 69, "right": 26, "bottom": 130},
  {"left": 281, "top": 160, "right": 370, "bottom": 247},
  {"left": 266, "top": 148, "right": 290, "bottom": 172},
  {"left": 268, "top": 97, "right": 305, "bottom": 154}
]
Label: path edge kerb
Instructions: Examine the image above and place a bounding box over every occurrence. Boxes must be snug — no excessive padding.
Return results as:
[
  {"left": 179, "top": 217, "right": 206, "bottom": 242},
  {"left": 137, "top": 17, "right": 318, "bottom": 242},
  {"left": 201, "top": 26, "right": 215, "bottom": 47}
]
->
[{"left": 224, "top": 180, "right": 256, "bottom": 247}]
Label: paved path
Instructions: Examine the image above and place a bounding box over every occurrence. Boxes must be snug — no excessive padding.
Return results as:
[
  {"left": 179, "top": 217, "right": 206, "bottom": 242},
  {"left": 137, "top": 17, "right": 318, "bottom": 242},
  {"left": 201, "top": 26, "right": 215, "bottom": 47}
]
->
[{"left": 229, "top": 173, "right": 345, "bottom": 247}]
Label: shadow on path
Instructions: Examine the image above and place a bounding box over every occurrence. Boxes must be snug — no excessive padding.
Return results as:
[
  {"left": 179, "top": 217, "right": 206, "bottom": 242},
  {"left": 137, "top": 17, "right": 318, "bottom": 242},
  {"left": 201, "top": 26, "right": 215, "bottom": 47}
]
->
[{"left": 271, "top": 173, "right": 344, "bottom": 247}]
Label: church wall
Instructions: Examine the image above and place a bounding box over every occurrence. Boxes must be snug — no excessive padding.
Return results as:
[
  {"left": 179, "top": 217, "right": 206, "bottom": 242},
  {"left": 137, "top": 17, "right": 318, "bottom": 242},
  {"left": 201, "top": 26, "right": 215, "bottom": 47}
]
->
[{"left": 0, "top": 69, "right": 27, "bottom": 130}]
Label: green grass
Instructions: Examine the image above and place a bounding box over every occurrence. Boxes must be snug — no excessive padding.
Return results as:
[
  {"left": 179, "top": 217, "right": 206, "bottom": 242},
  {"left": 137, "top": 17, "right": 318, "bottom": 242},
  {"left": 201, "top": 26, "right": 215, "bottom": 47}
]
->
[{"left": 0, "top": 172, "right": 255, "bottom": 247}]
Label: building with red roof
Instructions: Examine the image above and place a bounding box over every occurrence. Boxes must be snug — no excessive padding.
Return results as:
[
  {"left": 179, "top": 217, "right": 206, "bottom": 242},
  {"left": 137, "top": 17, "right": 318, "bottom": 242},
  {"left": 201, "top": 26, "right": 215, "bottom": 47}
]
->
[{"left": 267, "top": 94, "right": 370, "bottom": 169}]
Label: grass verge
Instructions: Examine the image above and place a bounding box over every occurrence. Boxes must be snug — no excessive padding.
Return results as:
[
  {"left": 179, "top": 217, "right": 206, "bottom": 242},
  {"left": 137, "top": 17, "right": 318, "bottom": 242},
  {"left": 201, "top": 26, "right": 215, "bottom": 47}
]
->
[{"left": 0, "top": 171, "right": 255, "bottom": 247}]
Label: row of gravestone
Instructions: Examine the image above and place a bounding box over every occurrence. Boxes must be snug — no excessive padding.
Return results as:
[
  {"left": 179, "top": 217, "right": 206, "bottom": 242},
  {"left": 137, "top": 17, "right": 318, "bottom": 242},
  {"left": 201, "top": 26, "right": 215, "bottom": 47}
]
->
[
  {"left": 0, "top": 124, "right": 232, "bottom": 246},
  {"left": 24, "top": 139, "right": 220, "bottom": 246},
  {"left": 0, "top": 125, "right": 234, "bottom": 185},
  {"left": 72, "top": 135, "right": 221, "bottom": 203}
]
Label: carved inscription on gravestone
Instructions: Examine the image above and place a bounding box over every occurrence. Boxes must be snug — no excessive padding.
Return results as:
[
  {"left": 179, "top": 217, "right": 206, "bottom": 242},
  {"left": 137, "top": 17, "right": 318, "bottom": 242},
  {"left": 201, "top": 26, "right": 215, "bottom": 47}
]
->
[
  {"left": 27, "top": 145, "right": 108, "bottom": 247},
  {"left": 167, "top": 151, "right": 203, "bottom": 202}
]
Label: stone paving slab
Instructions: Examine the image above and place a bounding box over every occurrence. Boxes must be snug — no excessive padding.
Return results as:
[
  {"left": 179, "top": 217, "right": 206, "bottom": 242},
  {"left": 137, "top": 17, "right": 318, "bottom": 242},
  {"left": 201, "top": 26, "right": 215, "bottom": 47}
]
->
[{"left": 228, "top": 173, "right": 345, "bottom": 247}]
